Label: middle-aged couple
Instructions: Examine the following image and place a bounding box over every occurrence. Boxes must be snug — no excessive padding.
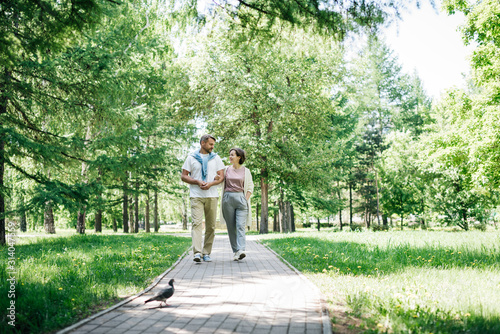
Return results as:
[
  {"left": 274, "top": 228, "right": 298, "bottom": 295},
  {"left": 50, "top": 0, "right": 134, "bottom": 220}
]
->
[{"left": 181, "top": 134, "right": 254, "bottom": 263}]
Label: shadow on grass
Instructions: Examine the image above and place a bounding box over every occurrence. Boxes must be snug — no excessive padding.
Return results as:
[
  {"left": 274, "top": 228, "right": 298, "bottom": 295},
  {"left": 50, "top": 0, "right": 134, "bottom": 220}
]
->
[{"left": 0, "top": 234, "right": 191, "bottom": 334}]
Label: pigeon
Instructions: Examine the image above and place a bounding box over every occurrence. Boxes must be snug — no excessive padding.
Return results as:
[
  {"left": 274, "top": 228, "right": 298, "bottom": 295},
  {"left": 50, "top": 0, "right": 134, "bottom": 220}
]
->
[{"left": 145, "top": 279, "right": 175, "bottom": 307}]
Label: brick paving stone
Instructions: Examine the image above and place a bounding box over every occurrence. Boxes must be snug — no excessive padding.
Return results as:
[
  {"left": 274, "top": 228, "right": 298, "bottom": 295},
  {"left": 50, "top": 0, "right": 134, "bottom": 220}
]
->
[{"left": 58, "top": 235, "right": 330, "bottom": 334}]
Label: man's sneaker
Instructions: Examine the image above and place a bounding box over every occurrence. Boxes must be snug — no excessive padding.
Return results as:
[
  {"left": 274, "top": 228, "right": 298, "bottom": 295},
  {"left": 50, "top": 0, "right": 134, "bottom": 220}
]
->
[
  {"left": 238, "top": 251, "right": 246, "bottom": 260},
  {"left": 193, "top": 253, "right": 202, "bottom": 262},
  {"left": 203, "top": 255, "right": 212, "bottom": 262},
  {"left": 233, "top": 251, "right": 240, "bottom": 261}
]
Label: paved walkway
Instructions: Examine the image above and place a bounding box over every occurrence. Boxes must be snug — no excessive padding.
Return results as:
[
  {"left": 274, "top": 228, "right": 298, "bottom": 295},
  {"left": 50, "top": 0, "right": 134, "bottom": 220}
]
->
[{"left": 59, "top": 235, "right": 331, "bottom": 334}]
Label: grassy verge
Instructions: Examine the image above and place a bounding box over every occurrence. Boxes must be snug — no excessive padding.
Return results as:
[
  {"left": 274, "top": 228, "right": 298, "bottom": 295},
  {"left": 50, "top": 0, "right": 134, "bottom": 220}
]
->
[
  {"left": 1, "top": 233, "right": 191, "bottom": 334},
  {"left": 262, "top": 230, "right": 500, "bottom": 334}
]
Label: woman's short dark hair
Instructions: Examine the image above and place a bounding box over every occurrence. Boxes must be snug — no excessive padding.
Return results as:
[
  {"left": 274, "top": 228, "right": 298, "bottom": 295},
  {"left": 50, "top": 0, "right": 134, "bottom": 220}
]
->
[{"left": 230, "top": 148, "right": 246, "bottom": 164}]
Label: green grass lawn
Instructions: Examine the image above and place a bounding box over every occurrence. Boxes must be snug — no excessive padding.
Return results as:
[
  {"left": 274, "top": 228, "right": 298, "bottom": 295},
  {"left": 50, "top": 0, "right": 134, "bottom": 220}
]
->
[
  {"left": 0, "top": 232, "right": 191, "bottom": 334},
  {"left": 262, "top": 230, "right": 500, "bottom": 334}
]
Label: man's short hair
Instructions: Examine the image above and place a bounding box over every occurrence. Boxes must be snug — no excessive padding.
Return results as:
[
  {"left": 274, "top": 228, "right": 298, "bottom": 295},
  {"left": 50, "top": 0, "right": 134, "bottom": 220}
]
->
[
  {"left": 230, "top": 148, "right": 246, "bottom": 164},
  {"left": 200, "top": 134, "right": 216, "bottom": 145}
]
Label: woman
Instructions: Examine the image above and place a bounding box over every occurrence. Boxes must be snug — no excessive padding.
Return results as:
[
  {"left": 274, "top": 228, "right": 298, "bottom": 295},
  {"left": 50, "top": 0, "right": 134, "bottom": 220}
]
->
[{"left": 219, "top": 148, "right": 254, "bottom": 261}]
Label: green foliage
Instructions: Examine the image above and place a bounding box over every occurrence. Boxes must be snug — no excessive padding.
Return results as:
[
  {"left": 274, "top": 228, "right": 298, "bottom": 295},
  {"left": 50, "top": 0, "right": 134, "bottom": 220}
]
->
[
  {"left": 214, "top": 0, "right": 426, "bottom": 40},
  {"left": 0, "top": 233, "right": 191, "bottom": 333}
]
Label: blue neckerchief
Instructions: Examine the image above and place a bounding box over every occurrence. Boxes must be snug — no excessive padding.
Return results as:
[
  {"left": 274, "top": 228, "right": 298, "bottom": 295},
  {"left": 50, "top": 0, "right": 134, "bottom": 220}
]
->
[{"left": 190, "top": 150, "right": 218, "bottom": 181}]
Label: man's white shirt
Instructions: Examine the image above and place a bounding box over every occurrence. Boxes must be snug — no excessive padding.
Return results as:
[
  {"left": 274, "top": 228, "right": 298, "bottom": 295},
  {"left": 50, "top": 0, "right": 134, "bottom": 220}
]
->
[{"left": 182, "top": 154, "right": 225, "bottom": 198}]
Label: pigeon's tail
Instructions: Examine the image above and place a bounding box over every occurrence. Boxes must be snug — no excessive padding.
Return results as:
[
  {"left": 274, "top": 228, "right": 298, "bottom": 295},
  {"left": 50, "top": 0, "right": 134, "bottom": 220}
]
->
[{"left": 144, "top": 298, "right": 154, "bottom": 304}]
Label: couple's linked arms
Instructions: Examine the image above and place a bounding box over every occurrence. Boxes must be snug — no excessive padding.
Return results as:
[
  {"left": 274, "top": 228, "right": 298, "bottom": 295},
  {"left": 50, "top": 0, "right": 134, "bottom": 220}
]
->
[{"left": 181, "top": 169, "right": 224, "bottom": 190}]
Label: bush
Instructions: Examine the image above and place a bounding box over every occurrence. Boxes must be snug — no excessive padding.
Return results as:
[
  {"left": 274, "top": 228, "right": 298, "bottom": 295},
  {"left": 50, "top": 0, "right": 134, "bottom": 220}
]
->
[
  {"left": 473, "top": 223, "right": 488, "bottom": 231},
  {"left": 372, "top": 224, "right": 389, "bottom": 231}
]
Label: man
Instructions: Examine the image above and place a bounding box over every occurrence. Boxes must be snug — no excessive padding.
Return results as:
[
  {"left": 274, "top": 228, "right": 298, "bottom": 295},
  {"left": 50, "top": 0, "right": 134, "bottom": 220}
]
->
[{"left": 181, "top": 134, "right": 225, "bottom": 262}]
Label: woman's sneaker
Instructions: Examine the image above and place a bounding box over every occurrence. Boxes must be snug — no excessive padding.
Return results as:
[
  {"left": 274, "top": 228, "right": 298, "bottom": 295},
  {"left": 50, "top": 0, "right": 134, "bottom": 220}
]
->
[
  {"left": 233, "top": 251, "right": 246, "bottom": 261},
  {"left": 193, "top": 253, "right": 202, "bottom": 262}
]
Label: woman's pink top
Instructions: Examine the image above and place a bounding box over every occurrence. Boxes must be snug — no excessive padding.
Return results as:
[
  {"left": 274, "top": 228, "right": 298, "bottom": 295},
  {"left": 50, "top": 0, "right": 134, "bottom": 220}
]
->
[{"left": 224, "top": 166, "right": 245, "bottom": 192}]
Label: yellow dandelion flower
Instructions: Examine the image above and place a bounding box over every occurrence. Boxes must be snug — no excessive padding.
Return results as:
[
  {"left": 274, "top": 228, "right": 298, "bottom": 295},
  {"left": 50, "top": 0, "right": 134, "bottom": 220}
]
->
[
  {"left": 322, "top": 269, "right": 327, "bottom": 273},
  {"left": 465, "top": 313, "right": 471, "bottom": 317},
  {"left": 375, "top": 268, "right": 378, "bottom": 271},
  {"left": 377, "top": 324, "right": 383, "bottom": 328},
  {"left": 357, "top": 266, "right": 361, "bottom": 268},
  {"left": 58, "top": 288, "right": 63, "bottom": 291}
]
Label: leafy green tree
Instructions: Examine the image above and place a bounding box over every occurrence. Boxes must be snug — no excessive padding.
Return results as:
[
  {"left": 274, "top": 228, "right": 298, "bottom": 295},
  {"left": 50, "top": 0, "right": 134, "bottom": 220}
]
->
[
  {"left": 186, "top": 17, "right": 345, "bottom": 233},
  {"left": 379, "top": 130, "right": 426, "bottom": 229},
  {"left": 0, "top": 0, "right": 121, "bottom": 244},
  {"left": 348, "top": 37, "right": 431, "bottom": 227},
  {"left": 418, "top": 90, "right": 494, "bottom": 230}
]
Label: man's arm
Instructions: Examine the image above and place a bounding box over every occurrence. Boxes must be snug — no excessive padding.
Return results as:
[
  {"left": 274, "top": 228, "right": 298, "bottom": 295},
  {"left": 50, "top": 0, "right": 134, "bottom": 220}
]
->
[
  {"left": 181, "top": 169, "right": 206, "bottom": 187},
  {"left": 200, "top": 169, "right": 224, "bottom": 190}
]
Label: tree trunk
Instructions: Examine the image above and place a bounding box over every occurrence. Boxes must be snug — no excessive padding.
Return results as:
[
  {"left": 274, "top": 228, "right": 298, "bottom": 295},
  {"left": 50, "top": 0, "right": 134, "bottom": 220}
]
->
[
  {"left": 282, "top": 201, "right": 287, "bottom": 233},
  {"left": 95, "top": 209, "right": 102, "bottom": 233},
  {"left": 145, "top": 189, "right": 150, "bottom": 233},
  {"left": 462, "top": 210, "right": 468, "bottom": 231},
  {"left": 349, "top": 182, "right": 353, "bottom": 230},
  {"left": 273, "top": 207, "right": 279, "bottom": 232},
  {"left": 112, "top": 217, "right": 117, "bottom": 232},
  {"left": 375, "top": 168, "right": 381, "bottom": 225},
  {"left": 285, "top": 201, "right": 291, "bottom": 232},
  {"left": 76, "top": 126, "right": 91, "bottom": 235},
  {"left": 401, "top": 216, "right": 404, "bottom": 231},
  {"left": 279, "top": 198, "right": 285, "bottom": 233},
  {"left": 317, "top": 217, "right": 321, "bottom": 231},
  {"left": 365, "top": 206, "right": 369, "bottom": 229},
  {"left": 337, "top": 181, "right": 343, "bottom": 230},
  {"left": 20, "top": 196, "right": 27, "bottom": 232},
  {"left": 76, "top": 208, "right": 86, "bottom": 234},
  {"left": 256, "top": 203, "right": 259, "bottom": 232},
  {"left": 290, "top": 204, "right": 295, "bottom": 232},
  {"left": 44, "top": 202, "right": 56, "bottom": 234},
  {"left": 129, "top": 201, "right": 134, "bottom": 233},
  {"left": 134, "top": 180, "right": 139, "bottom": 233},
  {"left": 123, "top": 179, "right": 129, "bottom": 233},
  {"left": 0, "top": 70, "right": 10, "bottom": 245},
  {"left": 382, "top": 214, "right": 388, "bottom": 226},
  {"left": 154, "top": 189, "right": 159, "bottom": 232},
  {"left": 95, "top": 167, "right": 103, "bottom": 233},
  {"left": 259, "top": 173, "right": 269, "bottom": 234},
  {"left": 20, "top": 210, "right": 27, "bottom": 232}
]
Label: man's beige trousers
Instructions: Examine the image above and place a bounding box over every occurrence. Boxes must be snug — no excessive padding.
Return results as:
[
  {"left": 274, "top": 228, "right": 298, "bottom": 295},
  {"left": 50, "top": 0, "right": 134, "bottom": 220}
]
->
[{"left": 190, "top": 197, "right": 218, "bottom": 255}]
